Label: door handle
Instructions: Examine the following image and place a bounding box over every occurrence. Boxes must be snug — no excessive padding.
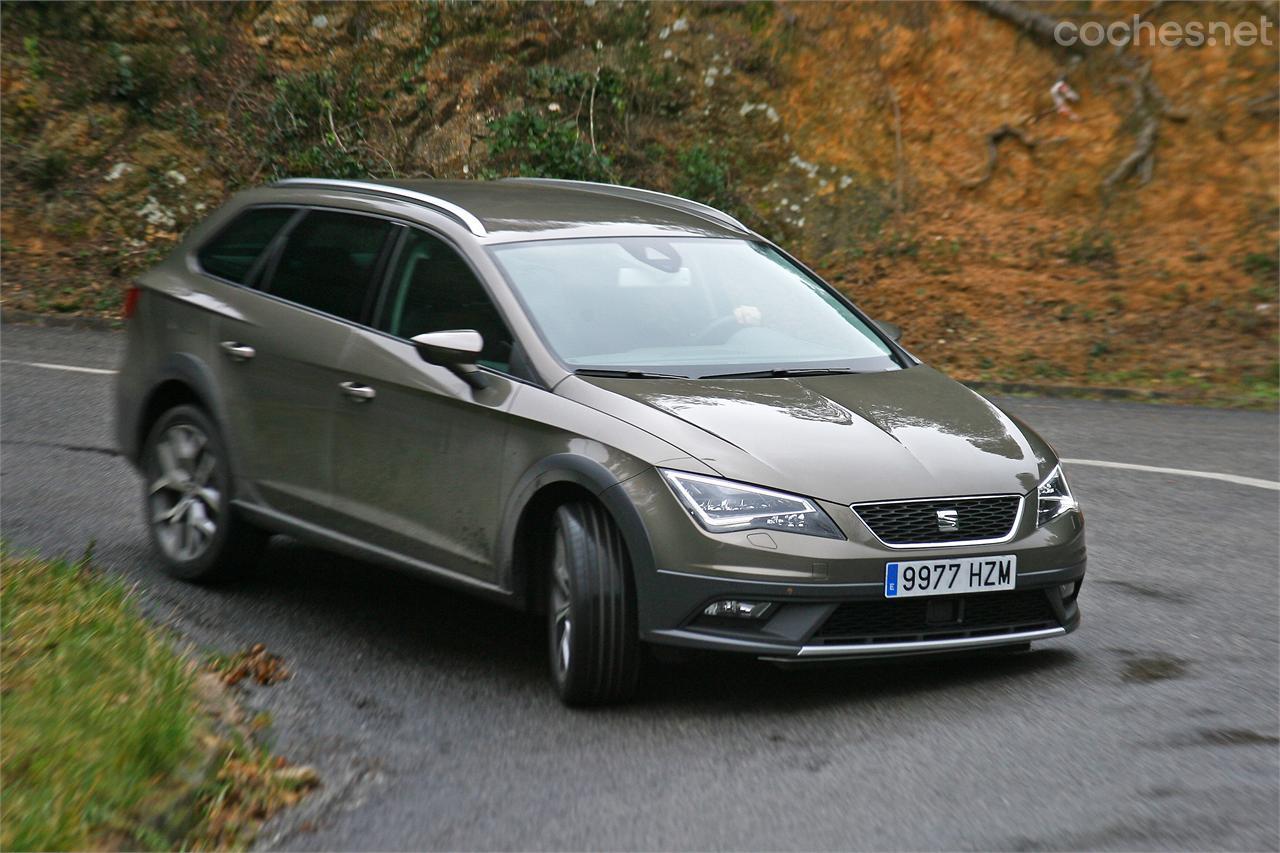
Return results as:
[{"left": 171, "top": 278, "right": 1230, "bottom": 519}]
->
[
  {"left": 339, "top": 381, "right": 376, "bottom": 402},
  {"left": 219, "top": 341, "right": 256, "bottom": 362}
]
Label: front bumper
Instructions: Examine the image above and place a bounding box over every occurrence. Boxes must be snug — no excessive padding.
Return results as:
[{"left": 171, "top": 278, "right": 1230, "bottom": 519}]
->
[
  {"left": 643, "top": 563, "right": 1083, "bottom": 660},
  {"left": 612, "top": 467, "right": 1086, "bottom": 661}
]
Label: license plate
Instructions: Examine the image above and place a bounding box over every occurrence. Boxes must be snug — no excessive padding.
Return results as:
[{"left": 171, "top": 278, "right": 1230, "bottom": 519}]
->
[{"left": 884, "top": 555, "right": 1016, "bottom": 598}]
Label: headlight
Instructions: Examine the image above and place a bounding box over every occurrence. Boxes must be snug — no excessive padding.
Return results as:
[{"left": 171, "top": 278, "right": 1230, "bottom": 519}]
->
[
  {"left": 659, "top": 470, "right": 844, "bottom": 540},
  {"left": 1036, "top": 464, "right": 1077, "bottom": 525}
]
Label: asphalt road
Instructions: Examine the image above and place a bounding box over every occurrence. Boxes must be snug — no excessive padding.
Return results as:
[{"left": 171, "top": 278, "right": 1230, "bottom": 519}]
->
[{"left": 3, "top": 322, "right": 1278, "bottom": 852}]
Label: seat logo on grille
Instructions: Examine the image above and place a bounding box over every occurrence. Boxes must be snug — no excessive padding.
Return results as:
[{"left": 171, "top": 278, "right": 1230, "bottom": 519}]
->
[{"left": 936, "top": 508, "right": 959, "bottom": 532}]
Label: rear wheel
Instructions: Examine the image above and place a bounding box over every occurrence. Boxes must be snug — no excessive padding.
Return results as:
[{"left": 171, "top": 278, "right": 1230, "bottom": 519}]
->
[
  {"left": 547, "top": 502, "right": 640, "bottom": 706},
  {"left": 142, "top": 405, "right": 265, "bottom": 583}
]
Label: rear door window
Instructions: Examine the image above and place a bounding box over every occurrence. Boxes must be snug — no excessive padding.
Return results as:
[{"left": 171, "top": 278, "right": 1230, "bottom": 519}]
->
[
  {"left": 197, "top": 207, "right": 295, "bottom": 284},
  {"left": 265, "top": 210, "right": 395, "bottom": 323}
]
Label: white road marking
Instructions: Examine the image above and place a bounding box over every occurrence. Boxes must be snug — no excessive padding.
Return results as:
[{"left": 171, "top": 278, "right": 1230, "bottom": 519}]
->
[
  {"left": 4, "top": 356, "right": 1276, "bottom": 492},
  {"left": 1062, "top": 458, "right": 1280, "bottom": 492},
  {"left": 1, "top": 359, "right": 118, "bottom": 375}
]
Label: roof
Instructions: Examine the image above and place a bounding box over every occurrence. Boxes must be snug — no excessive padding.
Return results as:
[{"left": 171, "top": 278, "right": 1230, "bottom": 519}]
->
[{"left": 270, "top": 177, "right": 752, "bottom": 243}]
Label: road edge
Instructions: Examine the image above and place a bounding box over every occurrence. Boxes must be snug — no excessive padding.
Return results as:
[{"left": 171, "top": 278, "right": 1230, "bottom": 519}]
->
[
  {"left": 2, "top": 313, "right": 1272, "bottom": 410},
  {"left": 2, "top": 309, "right": 124, "bottom": 331}
]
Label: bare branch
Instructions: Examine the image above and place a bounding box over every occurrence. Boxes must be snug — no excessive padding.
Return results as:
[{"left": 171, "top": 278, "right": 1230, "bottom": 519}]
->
[
  {"left": 327, "top": 105, "right": 348, "bottom": 154},
  {"left": 588, "top": 67, "right": 600, "bottom": 156}
]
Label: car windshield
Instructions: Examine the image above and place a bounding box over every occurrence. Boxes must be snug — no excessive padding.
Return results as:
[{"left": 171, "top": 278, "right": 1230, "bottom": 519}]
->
[{"left": 488, "top": 237, "right": 900, "bottom": 378}]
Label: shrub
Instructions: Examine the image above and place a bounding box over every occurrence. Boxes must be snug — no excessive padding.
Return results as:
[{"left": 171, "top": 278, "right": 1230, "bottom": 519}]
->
[
  {"left": 397, "top": 3, "right": 443, "bottom": 93},
  {"left": 108, "top": 43, "right": 175, "bottom": 114},
  {"left": 632, "top": 65, "right": 687, "bottom": 116},
  {"left": 16, "top": 147, "right": 68, "bottom": 190},
  {"left": 1242, "top": 251, "right": 1278, "bottom": 283},
  {"left": 673, "top": 144, "right": 733, "bottom": 209},
  {"left": 183, "top": 14, "right": 227, "bottom": 68},
  {"left": 527, "top": 65, "right": 593, "bottom": 101},
  {"left": 485, "top": 108, "right": 613, "bottom": 182},
  {"left": 265, "top": 70, "right": 378, "bottom": 179},
  {"left": 23, "top": 36, "right": 45, "bottom": 79}
]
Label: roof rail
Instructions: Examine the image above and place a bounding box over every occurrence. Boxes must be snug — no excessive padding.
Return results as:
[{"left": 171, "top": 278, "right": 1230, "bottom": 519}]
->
[
  {"left": 500, "top": 177, "right": 753, "bottom": 235},
  {"left": 271, "top": 178, "right": 487, "bottom": 237}
]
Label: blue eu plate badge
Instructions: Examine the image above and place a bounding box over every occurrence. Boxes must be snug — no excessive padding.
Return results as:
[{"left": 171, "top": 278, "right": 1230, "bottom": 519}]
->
[{"left": 885, "top": 563, "right": 899, "bottom": 597}]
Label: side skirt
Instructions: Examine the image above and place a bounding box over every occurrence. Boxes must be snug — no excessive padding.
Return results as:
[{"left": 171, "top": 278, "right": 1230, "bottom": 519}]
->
[{"left": 233, "top": 500, "right": 519, "bottom": 608}]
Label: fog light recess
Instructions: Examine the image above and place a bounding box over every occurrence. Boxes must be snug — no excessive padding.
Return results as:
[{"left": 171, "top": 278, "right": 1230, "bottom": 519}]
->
[
  {"left": 703, "top": 600, "right": 773, "bottom": 619},
  {"left": 1058, "top": 582, "right": 1078, "bottom": 601}
]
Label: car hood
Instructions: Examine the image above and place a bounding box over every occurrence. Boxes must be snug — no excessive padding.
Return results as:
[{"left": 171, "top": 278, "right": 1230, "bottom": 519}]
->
[{"left": 559, "top": 366, "right": 1055, "bottom": 504}]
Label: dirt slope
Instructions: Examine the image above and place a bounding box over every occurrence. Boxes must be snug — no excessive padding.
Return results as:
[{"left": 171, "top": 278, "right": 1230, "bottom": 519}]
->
[{"left": 2, "top": 1, "right": 1275, "bottom": 405}]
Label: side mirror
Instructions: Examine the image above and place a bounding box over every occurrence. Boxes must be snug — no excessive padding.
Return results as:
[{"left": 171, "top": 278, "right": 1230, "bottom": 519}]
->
[
  {"left": 873, "top": 319, "right": 903, "bottom": 343},
  {"left": 411, "top": 330, "right": 488, "bottom": 390}
]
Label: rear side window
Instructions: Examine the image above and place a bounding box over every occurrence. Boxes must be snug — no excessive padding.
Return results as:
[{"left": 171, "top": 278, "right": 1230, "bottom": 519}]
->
[
  {"left": 265, "top": 210, "right": 394, "bottom": 323},
  {"left": 197, "top": 207, "right": 295, "bottom": 284}
]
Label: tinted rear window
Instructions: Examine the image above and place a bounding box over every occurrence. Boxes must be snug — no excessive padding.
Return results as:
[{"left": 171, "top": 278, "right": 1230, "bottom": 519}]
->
[
  {"left": 265, "top": 210, "right": 395, "bottom": 323},
  {"left": 197, "top": 207, "right": 295, "bottom": 284}
]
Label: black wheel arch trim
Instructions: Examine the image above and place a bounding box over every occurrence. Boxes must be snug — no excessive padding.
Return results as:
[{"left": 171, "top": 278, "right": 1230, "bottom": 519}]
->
[
  {"left": 130, "top": 353, "right": 241, "bottom": 480},
  {"left": 497, "top": 453, "right": 656, "bottom": 609}
]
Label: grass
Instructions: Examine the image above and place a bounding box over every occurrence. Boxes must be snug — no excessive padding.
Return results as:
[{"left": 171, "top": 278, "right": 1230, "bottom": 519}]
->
[
  {"left": 1061, "top": 228, "right": 1117, "bottom": 266},
  {"left": 0, "top": 550, "right": 309, "bottom": 850},
  {"left": 2, "top": 550, "right": 201, "bottom": 850}
]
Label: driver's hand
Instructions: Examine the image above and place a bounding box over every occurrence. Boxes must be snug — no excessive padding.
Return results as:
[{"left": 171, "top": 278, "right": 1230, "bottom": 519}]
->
[{"left": 733, "top": 305, "right": 762, "bottom": 326}]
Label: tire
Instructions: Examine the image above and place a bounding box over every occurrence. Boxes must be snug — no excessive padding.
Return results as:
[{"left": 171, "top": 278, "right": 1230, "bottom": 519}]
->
[
  {"left": 141, "top": 404, "right": 266, "bottom": 583},
  {"left": 547, "top": 501, "right": 641, "bottom": 706}
]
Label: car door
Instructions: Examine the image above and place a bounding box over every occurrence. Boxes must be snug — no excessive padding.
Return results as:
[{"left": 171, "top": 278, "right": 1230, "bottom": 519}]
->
[
  {"left": 214, "top": 208, "right": 396, "bottom": 528},
  {"left": 329, "top": 224, "right": 520, "bottom": 584}
]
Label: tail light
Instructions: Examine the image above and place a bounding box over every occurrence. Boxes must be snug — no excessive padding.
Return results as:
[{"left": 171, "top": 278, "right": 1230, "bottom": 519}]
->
[{"left": 122, "top": 285, "right": 141, "bottom": 319}]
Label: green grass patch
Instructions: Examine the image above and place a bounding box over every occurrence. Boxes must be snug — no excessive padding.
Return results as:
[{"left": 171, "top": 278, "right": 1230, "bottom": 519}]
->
[
  {"left": 0, "top": 550, "right": 310, "bottom": 850},
  {"left": 1061, "top": 227, "right": 1116, "bottom": 266},
  {"left": 1, "top": 551, "right": 203, "bottom": 849}
]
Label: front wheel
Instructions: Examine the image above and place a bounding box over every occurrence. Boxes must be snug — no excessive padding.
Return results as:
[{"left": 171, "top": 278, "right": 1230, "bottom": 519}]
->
[
  {"left": 142, "top": 404, "right": 266, "bottom": 583},
  {"left": 547, "top": 502, "right": 641, "bottom": 706}
]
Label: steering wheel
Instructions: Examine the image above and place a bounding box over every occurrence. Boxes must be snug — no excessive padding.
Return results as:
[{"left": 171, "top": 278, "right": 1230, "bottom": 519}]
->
[{"left": 691, "top": 315, "right": 742, "bottom": 345}]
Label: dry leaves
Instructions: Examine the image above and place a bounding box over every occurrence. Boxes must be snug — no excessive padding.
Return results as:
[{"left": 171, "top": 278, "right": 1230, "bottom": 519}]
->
[{"left": 216, "top": 643, "right": 290, "bottom": 687}]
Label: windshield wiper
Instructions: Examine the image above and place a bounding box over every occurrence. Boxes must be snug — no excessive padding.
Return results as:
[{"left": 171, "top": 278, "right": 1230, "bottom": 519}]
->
[
  {"left": 699, "top": 367, "right": 863, "bottom": 379},
  {"left": 573, "top": 368, "right": 690, "bottom": 380}
]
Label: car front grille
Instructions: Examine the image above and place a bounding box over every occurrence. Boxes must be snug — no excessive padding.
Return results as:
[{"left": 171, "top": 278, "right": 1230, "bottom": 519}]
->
[
  {"left": 852, "top": 494, "right": 1022, "bottom": 546},
  {"left": 812, "top": 589, "right": 1058, "bottom": 645}
]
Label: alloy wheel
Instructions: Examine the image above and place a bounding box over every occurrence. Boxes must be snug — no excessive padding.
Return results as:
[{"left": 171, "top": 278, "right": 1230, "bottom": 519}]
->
[
  {"left": 550, "top": 529, "right": 573, "bottom": 678},
  {"left": 148, "top": 422, "right": 221, "bottom": 562}
]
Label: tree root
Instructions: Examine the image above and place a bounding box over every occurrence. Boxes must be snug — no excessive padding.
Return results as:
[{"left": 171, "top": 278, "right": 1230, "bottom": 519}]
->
[
  {"left": 1103, "top": 113, "right": 1159, "bottom": 189},
  {"left": 962, "top": 124, "right": 1040, "bottom": 189},
  {"left": 971, "top": 0, "right": 1084, "bottom": 54},
  {"left": 1102, "top": 63, "right": 1186, "bottom": 193},
  {"left": 970, "top": 0, "right": 1191, "bottom": 199},
  {"left": 1247, "top": 92, "right": 1279, "bottom": 120}
]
